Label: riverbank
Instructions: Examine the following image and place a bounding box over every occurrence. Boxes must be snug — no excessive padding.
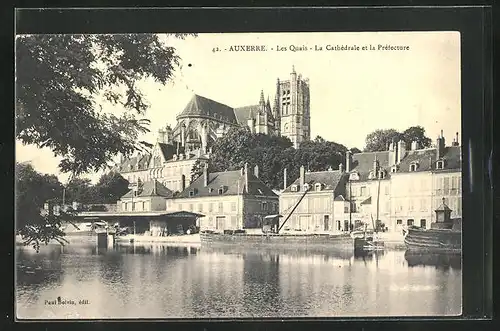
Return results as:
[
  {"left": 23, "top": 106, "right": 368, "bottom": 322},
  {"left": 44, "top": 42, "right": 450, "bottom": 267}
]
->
[{"left": 115, "top": 233, "right": 201, "bottom": 244}]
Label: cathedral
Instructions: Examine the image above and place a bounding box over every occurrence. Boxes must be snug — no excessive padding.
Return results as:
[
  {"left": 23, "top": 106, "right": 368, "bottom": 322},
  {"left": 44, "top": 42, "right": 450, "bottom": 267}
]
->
[{"left": 116, "top": 66, "right": 311, "bottom": 191}]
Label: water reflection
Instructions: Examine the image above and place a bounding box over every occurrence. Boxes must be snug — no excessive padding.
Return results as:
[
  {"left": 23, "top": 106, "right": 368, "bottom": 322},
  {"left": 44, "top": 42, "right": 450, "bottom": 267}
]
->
[
  {"left": 16, "top": 243, "right": 462, "bottom": 319},
  {"left": 404, "top": 251, "right": 462, "bottom": 270}
]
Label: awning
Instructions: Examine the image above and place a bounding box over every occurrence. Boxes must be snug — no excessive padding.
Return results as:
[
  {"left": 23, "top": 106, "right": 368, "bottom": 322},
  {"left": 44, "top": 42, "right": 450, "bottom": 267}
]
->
[{"left": 264, "top": 214, "right": 283, "bottom": 219}]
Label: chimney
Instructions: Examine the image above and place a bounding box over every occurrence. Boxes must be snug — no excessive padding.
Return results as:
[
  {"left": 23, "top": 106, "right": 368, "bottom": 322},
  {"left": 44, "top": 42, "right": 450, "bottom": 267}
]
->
[
  {"left": 389, "top": 140, "right": 397, "bottom": 166},
  {"left": 339, "top": 163, "right": 343, "bottom": 172},
  {"left": 346, "top": 150, "right": 352, "bottom": 172},
  {"left": 436, "top": 130, "right": 446, "bottom": 158},
  {"left": 244, "top": 163, "right": 249, "bottom": 193},
  {"left": 397, "top": 140, "right": 406, "bottom": 164},
  {"left": 181, "top": 175, "right": 186, "bottom": 191},
  {"left": 157, "top": 129, "right": 165, "bottom": 143},
  {"left": 411, "top": 141, "right": 419, "bottom": 150},
  {"left": 283, "top": 168, "right": 287, "bottom": 190},
  {"left": 300, "top": 165, "right": 305, "bottom": 188},
  {"left": 452, "top": 132, "right": 459, "bottom": 146},
  {"left": 203, "top": 163, "right": 208, "bottom": 187},
  {"left": 254, "top": 164, "right": 259, "bottom": 178}
]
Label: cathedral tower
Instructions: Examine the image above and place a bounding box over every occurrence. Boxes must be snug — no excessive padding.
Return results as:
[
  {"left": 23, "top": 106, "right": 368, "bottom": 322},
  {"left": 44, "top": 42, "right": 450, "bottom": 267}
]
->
[{"left": 277, "top": 66, "right": 310, "bottom": 148}]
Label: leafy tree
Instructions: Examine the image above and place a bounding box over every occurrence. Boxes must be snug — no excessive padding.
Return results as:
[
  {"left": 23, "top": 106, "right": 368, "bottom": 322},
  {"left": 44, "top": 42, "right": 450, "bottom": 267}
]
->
[
  {"left": 16, "top": 33, "right": 193, "bottom": 176},
  {"left": 401, "top": 126, "right": 432, "bottom": 149},
  {"left": 15, "top": 163, "right": 70, "bottom": 251},
  {"left": 94, "top": 171, "right": 130, "bottom": 204},
  {"left": 364, "top": 129, "right": 402, "bottom": 152},
  {"left": 64, "top": 177, "right": 94, "bottom": 204},
  {"left": 350, "top": 147, "right": 362, "bottom": 154},
  {"left": 15, "top": 33, "right": 192, "bottom": 249}
]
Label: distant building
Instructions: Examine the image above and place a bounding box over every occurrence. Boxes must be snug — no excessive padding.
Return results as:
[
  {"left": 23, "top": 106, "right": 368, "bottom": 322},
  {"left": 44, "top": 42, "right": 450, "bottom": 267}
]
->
[
  {"left": 118, "top": 179, "right": 173, "bottom": 212},
  {"left": 167, "top": 163, "right": 279, "bottom": 232},
  {"left": 279, "top": 165, "right": 347, "bottom": 233}
]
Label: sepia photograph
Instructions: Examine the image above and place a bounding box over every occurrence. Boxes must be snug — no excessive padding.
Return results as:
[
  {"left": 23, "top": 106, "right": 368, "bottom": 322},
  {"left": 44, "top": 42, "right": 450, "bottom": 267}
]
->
[{"left": 15, "top": 31, "right": 462, "bottom": 319}]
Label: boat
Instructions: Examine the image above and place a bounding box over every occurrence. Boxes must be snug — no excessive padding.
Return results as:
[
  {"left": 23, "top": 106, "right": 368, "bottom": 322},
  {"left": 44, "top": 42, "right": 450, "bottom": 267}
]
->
[{"left": 404, "top": 198, "right": 461, "bottom": 254}]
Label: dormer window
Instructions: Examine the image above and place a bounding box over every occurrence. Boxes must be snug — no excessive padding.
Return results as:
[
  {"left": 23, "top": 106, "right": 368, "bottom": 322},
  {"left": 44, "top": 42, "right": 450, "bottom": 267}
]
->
[
  {"left": 436, "top": 160, "right": 445, "bottom": 169},
  {"left": 368, "top": 171, "right": 375, "bottom": 180},
  {"left": 303, "top": 183, "right": 310, "bottom": 191},
  {"left": 172, "top": 154, "right": 178, "bottom": 161},
  {"left": 315, "top": 183, "right": 322, "bottom": 191},
  {"left": 189, "top": 190, "right": 195, "bottom": 197},
  {"left": 409, "top": 162, "right": 419, "bottom": 172},
  {"left": 218, "top": 186, "right": 224, "bottom": 195},
  {"left": 378, "top": 170, "right": 386, "bottom": 179},
  {"left": 391, "top": 165, "right": 398, "bottom": 173},
  {"left": 291, "top": 185, "right": 298, "bottom": 192},
  {"left": 208, "top": 188, "right": 214, "bottom": 193},
  {"left": 349, "top": 172, "right": 360, "bottom": 181}
]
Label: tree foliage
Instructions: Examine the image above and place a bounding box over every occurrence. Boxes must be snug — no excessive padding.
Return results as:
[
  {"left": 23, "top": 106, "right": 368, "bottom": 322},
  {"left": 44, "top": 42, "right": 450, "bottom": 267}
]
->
[
  {"left": 15, "top": 163, "right": 69, "bottom": 251},
  {"left": 363, "top": 126, "right": 432, "bottom": 152},
  {"left": 16, "top": 33, "right": 193, "bottom": 176}
]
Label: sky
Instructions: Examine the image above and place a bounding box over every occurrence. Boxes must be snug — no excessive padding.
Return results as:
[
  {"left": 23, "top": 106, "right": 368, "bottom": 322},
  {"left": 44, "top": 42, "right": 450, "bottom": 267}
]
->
[{"left": 15, "top": 31, "right": 461, "bottom": 183}]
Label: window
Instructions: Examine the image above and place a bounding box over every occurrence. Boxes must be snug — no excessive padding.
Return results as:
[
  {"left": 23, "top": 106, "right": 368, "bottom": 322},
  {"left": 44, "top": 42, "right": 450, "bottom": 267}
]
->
[
  {"left": 437, "top": 160, "right": 445, "bottom": 169},
  {"left": 291, "top": 185, "right": 297, "bottom": 192},
  {"left": 391, "top": 165, "right": 397, "bottom": 173},
  {"left": 420, "top": 199, "right": 427, "bottom": 211},
  {"left": 218, "top": 188, "right": 224, "bottom": 195},
  {"left": 189, "top": 204, "right": 193, "bottom": 212},
  {"left": 397, "top": 219, "right": 402, "bottom": 225},
  {"left": 189, "top": 191, "right": 194, "bottom": 197},
  {"left": 409, "top": 162, "right": 418, "bottom": 172},
  {"left": 208, "top": 188, "right": 214, "bottom": 193},
  {"left": 198, "top": 204, "right": 203, "bottom": 212},
  {"left": 315, "top": 183, "right": 322, "bottom": 191},
  {"left": 420, "top": 219, "right": 427, "bottom": 228},
  {"left": 262, "top": 202, "right": 268, "bottom": 211},
  {"left": 336, "top": 220, "right": 341, "bottom": 231},
  {"left": 218, "top": 202, "right": 223, "bottom": 213},
  {"left": 360, "top": 186, "right": 366, "bottom": 196},
  {"left": 407, "top": 219, "right": 414, "bottom": 226},
  {"left": 324, "top": 215, "right": 330, "bottom": 231},
  {"left": 303, "top": 183, "right": 310, "bottom": 191},
  {"left": 209, "top": 203, "right": 213, "bottom": 212},
  {"left": 379, "top": 171, "right": 385, "bottom": 179},
  {"left": 142, "top": 201, "right": 145, "bottom": 210},
  {"left": 408, "top": 199, "right": 414, "bottom": 211},
  {"left": 231, "top": 202, "right": 236, "bottom": 212},
  {"left": 344, "top": 206, "right": 349, "bottom": 213}
]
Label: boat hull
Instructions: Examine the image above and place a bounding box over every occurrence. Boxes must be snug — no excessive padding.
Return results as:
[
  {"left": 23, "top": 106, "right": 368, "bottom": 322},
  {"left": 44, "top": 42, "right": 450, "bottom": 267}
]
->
[
  {"left": 200, "top": 232, "right": 355, "bottom": 251},
  {"left": 404, "top": 227, "right": 461, "bottom": 253}
]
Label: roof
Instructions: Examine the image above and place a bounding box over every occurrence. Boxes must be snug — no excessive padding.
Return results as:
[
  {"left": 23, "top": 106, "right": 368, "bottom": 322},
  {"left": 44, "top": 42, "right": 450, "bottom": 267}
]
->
[
  {"left": 158, "top": 143, "right": 176, "bottom": 161},
  {"left": 177, "top": 94, "right": 238, "bottom": 124},
  {"left": 175, "top": 170, "right": 277, "bottom": 199},
  {"left": 233, "top": 105, "right": 260, "bottom": 124},
  {"left": 435, "top": 198, "right": 452, "bottom": 212},
  {"left": 76, "top": 211, "right": 204, "bottom": 218},
  {"left": 119, "top": 154, "right": 151, "bottom": 172},
  {"left": 396, "top": 146, "right": 461, "bottom": 173},
  {"left": 121, "top": 180, "right": 173, "bottom": 199},
  {"left": 350, "top": 151, "right": 391, "bottom": 181},
  {"left": 334, "top": 195, "right": 346, "bottom": 201},
  {"left": 283, "top": 170, "right": 345, "bottom": 193}
]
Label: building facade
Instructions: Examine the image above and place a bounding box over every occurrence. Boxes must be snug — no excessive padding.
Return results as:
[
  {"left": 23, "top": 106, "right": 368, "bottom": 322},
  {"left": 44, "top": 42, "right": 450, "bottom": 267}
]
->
[
  {"left": 279, "top": 165, "right": 347, "bottom": 233},
  {"left": 344, "top": 130, "right": 462, "bottom": 233},
  {"left": 167, "top": 164, "right": 279, "bottom": 232}
]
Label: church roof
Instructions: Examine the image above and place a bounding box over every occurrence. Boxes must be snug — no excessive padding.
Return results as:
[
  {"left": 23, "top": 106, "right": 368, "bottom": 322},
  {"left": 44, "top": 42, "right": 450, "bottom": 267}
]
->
[
  {"left": 119, "top": 154, "right": 151, "bottom": 172},
  {"left": 233, "top": 105, "right": 260, "bottom": 124},
  {"left": 121, "top": 180, "right": 173, "bottom": 199},
  {"left": 158, "top": 142, "right": 176, "bottom": 161},
  {"left": 175, "top": 170, "right": 277, "bottom": 199},
  {"left": 177, "top": 94, "right": 238, "bottom": 124}
]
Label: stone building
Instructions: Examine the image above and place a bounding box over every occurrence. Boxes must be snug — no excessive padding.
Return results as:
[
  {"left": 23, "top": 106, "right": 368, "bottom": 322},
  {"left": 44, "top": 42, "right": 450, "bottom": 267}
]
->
[
  {"left": 279, "top": 165, "right": 347, "bottom": 233},
  {"left": 118, "top": 179, "right": 173, "bottom": 212},
  {"left": 167, "top": 163, "right": 279, "bottom": 232}
]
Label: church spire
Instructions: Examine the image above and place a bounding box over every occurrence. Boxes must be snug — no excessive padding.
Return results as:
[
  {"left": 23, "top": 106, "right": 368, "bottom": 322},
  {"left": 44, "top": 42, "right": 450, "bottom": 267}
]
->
[{"left": 259, "top": 90, "right": 265, "bottom": 106}]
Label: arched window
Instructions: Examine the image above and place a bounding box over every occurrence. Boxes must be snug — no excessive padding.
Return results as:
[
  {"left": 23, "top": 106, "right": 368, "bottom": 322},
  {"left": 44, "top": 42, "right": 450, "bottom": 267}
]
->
[{"left": 436, "top": 160, "right": 445, "bottom": 169}]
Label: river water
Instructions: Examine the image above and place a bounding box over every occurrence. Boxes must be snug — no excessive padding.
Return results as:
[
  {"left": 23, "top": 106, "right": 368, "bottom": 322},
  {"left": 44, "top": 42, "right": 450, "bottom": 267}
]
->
[{"left": 15, "top": 243, "right": 462, "bottom": 319}]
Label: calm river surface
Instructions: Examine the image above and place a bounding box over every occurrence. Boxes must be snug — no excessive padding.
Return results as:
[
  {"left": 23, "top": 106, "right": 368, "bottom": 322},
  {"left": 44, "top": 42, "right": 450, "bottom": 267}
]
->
[{"left": 16, "top": 243, "right": 462, "bottom": 319}]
